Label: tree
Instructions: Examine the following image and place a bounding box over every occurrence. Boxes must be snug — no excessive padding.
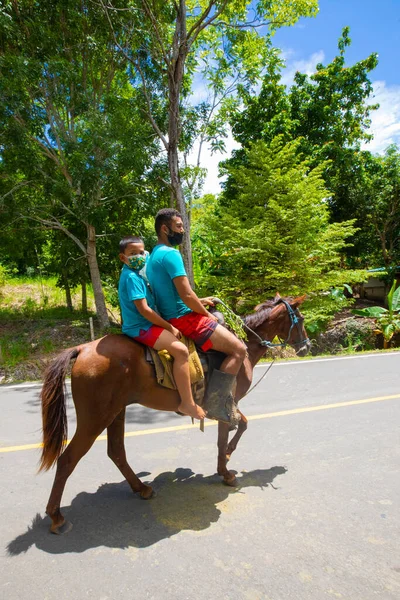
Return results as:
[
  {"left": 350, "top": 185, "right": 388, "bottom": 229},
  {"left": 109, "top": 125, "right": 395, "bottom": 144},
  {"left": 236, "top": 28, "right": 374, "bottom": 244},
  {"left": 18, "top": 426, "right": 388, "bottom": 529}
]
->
[
  {"left": 351, "top": 146, "right": 400, "bottom": 268},
  {"left": 353, "top": 279, "right": 400, "bottom": 348},
  {"left": 0, "top": 1, "right": 161, "bottom": 327},
  {"left": 195, "top": 137, "right": 366, "bottom": 315},
  {"left": 101, "top": 0, "right": 319, "bottom": 283},
  {"left": 224, "top": 28, "right": 379, "bottom": 221}
]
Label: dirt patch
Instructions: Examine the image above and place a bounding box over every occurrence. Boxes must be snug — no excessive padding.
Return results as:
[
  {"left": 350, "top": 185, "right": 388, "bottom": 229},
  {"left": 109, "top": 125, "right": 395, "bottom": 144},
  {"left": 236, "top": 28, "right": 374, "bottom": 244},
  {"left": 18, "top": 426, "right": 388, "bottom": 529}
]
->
[{"left": 311, "top": 299, "right": 387, "bottom": 355}]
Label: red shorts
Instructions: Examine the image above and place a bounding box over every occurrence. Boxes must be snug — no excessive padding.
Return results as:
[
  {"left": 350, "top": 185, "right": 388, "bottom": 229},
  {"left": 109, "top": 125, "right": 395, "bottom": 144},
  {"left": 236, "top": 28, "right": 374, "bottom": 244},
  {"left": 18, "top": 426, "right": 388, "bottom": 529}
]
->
[
  {"left": 169, "top": 312, "right": 218, "bottom": 351},
  {"left": 132, "top": 325, "right": 164, "bottom": 348}
]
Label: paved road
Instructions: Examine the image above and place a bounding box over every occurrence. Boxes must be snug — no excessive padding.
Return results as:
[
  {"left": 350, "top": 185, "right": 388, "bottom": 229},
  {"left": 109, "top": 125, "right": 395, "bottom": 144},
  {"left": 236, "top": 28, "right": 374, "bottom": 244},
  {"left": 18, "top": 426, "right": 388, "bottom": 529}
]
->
[{"left": 1, "top": 353, "right": 400, "bottom": 600}]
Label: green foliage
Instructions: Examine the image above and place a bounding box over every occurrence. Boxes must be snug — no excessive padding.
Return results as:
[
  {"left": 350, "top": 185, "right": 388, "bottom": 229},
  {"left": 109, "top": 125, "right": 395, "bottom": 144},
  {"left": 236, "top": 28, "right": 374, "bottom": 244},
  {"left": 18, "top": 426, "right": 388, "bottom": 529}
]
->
[
  {"left": 347, "top": 145, "right": 400, "bottom": 268},
  {"left": 195, "top": 137, "right": 366, "bottom": 314},
  {"left": 228, "top": 28, "right": 377, "bottom": 165},
  {"left": 224, "top": 27, "right": 385, "bottom": 270},
  {"left": 343, "top": 318, "right": 375, "bottom": 352},
  {"left": 0, "top": 0, "right": 167, "bottom": 325},
  {"left": 352, "top": 280, "right": 400, "bottom": 344},
  {"left": 302, "top": 288, "right": 355, "bottom": 336},
  {"left": 0, "top": 264, "right": 8, "bottom": 296},
  {"left": 0, "top": 337, "right": 30, "bottom": 367},
  {"left": 102, "top": 276, "right": 121, "bottom": 311},
  {"left": 212, "top": 295, "right": 247, "bottom": 341}
]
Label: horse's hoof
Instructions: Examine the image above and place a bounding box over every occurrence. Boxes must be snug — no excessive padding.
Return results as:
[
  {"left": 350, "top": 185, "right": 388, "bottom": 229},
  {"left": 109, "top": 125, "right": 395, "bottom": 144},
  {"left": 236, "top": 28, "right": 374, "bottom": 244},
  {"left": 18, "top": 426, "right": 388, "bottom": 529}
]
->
[
  {"left": 222, "top": 472, "right": 238, "bottom": 487},
  {"left": 139, "top": 485, "right": 155, "bottom": 500},
  {"left": 223, "top": 476, "right": 238, "bottom": 487},
  {"left": 50, "top": 520, "right": 73, "bottom": 535}
]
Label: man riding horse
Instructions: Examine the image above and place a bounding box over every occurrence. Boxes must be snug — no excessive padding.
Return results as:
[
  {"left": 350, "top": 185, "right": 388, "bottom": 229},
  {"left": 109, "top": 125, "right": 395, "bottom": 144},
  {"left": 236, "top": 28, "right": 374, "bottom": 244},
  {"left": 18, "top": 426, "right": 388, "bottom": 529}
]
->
[{"left": 146, "top": 208, "right": 247, "bottom": 423}]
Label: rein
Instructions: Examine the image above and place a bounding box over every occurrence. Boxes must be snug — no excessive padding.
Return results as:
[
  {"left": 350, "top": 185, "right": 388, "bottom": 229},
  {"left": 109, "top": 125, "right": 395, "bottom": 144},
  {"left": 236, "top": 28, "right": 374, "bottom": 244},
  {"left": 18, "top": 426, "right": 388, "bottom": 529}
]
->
[{"left": 212, "top": 297, "right": 310, "bottom": 399}]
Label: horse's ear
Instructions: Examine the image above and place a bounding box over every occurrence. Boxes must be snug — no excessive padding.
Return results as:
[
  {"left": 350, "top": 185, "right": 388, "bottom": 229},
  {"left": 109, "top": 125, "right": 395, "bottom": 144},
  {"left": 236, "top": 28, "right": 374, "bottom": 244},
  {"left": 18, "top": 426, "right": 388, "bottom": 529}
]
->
[
  {"left": 274, "top": 292, "right": 281, "bottom": 302},
  {"left": 254, "top": 302, "right": 264, "bottom": 311},
  {"left": 292, "top": 294, "right": 306, "bottom": 308}
]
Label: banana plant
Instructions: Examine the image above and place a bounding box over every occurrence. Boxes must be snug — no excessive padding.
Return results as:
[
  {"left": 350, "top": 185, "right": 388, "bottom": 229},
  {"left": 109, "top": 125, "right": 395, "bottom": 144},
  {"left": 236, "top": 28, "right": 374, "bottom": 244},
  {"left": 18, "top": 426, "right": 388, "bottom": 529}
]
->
[{"left": 352, "top": 280, "right": 400, "bottom": 348}]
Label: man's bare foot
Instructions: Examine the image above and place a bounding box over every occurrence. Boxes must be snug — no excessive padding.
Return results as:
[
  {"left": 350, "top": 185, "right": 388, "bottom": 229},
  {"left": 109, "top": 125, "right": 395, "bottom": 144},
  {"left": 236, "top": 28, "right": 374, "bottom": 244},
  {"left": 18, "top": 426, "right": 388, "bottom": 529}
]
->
[{"left": 178, "top": 401, "right": 206, "bottom": 420}]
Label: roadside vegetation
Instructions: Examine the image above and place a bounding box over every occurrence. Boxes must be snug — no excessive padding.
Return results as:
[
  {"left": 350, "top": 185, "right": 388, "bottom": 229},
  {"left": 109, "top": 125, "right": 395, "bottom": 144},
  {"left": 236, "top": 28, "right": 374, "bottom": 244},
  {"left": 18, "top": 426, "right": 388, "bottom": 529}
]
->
[
  {"left": 0, "top": 274, "right": 120, "bottom": 382},
  {"left": 1, "top": 3, "right": 399, "bottom": 381}
]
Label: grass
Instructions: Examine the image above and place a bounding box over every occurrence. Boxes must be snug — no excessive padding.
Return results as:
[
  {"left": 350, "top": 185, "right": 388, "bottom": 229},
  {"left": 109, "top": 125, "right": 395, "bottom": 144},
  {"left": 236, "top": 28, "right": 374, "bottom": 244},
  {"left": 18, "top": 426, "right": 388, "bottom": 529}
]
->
[
  {"left": 0, "top": 275, "right": 121, "bottom": 382},
  {"left": 0, "top": 275, "right": 96, "bottom": 318}
]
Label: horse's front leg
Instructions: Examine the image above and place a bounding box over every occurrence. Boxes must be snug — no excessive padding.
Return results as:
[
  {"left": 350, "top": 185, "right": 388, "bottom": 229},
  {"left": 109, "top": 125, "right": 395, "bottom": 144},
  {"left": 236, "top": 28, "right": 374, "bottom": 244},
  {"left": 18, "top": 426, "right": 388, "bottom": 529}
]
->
[
  {"left": 226, "top": 411, "right": 248, "bottom": 462},
  {"left": 217, "top": 422, "right": 238, "bottom": 486}
]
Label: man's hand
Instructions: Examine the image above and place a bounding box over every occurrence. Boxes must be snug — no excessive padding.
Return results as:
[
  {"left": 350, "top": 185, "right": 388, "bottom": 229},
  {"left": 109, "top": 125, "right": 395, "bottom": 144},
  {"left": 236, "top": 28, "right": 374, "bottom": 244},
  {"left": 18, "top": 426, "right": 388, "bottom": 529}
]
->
[
  {"left": 200, "top": 297, "right": 215, "bottom": 307},
  {"left": 206, "top": 310, "right": 219, "bottom": 322},
  {"left": 169, "top": 325, "right": 182, "bottom": 340}
]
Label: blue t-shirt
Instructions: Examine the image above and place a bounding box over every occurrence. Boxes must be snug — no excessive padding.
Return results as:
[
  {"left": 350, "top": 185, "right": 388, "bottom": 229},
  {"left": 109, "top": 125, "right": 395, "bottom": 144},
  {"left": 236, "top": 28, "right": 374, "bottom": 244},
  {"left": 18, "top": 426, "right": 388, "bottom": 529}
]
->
[
  {"left": 118, "top": 264, "right": 156, "bottom": 337},
  {"left": 146, "top": 244, "right": 192, "bottom": 320}
]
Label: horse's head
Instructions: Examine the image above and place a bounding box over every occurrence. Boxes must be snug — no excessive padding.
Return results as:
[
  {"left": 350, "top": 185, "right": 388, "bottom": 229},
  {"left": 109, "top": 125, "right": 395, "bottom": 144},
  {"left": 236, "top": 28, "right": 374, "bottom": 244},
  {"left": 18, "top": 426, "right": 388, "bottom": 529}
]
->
[{"left": 251, "top": 293, "right": 311, "bottom": 357}]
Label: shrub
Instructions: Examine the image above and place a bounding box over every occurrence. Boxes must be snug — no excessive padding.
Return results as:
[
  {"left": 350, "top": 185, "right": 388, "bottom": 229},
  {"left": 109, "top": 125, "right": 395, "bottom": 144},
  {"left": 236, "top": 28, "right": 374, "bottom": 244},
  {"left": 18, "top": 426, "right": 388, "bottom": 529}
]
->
[{"left": 0, "top": 264, "right": 8, "bottom": 297}]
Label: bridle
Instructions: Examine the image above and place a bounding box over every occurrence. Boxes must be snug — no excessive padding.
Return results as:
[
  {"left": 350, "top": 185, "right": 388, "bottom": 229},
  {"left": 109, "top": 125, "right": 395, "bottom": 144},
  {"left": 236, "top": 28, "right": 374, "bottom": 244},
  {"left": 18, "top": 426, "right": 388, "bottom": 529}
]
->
[
  {"left": 212, "top": 297, "right": 310, "bottom": 399},
  {"left": 266, "top": 299, "right": 310, "bottom": 349}
]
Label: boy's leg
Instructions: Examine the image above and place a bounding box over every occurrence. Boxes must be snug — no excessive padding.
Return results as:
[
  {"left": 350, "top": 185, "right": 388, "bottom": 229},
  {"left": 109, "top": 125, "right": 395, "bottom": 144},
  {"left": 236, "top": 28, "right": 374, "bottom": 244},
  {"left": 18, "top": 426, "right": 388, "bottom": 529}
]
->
[
  {"left": 168, "top": 314, "right": 246, "bottom": 423},
  {"left": 153, "top": 331, "right": 206, "bottom": 420}
]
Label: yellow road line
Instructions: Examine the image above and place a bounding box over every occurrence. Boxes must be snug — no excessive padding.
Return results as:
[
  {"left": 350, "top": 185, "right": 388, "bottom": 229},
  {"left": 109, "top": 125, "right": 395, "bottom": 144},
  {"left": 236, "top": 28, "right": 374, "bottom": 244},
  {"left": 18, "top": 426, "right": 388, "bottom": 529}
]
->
[{"left": 1, "top": 393, "right": 400, "bottom": 454}]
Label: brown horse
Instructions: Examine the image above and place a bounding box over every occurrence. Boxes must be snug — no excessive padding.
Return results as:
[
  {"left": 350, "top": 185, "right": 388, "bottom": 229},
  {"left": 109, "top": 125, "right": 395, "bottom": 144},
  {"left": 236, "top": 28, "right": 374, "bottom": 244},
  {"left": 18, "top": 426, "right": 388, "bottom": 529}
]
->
[{"left": 40, "top": 294, "right": 310, "bottom": 533}]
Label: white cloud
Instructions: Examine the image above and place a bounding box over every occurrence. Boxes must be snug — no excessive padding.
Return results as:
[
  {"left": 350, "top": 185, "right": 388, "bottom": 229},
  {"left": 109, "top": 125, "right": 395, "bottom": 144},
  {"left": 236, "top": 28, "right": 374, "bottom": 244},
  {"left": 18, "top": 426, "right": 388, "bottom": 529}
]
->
[
  {"left": 280, "top": 50, "right": 325, "bottom": 86},
  {"left": 186, "top": 130, "right": 240, "bottom": 196},
  {"left": 362, "top": 80, "right": 400, "bottom": 153}
]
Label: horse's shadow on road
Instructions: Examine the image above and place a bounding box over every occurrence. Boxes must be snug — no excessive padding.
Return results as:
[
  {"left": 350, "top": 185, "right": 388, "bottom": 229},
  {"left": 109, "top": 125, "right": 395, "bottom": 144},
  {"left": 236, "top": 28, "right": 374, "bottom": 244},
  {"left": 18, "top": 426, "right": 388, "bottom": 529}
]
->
[{"left": 7, "top": 466, "right": 287, "bottom": 555}]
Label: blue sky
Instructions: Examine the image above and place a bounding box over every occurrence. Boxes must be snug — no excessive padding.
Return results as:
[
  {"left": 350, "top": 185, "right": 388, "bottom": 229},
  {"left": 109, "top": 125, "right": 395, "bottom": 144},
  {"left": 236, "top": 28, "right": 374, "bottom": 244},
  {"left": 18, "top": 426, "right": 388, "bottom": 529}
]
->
[
  {"left": 273, "top": 0, "right": 399, "bottom": 86},
  {"left": 198, "top": 0, "right": 400, "bottom": 193}
]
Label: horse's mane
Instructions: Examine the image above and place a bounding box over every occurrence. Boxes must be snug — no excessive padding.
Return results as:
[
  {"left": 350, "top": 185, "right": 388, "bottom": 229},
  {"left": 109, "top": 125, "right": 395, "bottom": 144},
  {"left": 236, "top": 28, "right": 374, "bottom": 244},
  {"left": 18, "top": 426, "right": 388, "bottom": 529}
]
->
[{"left": 243, "top": 296, "right": 293, "bottom": 330}]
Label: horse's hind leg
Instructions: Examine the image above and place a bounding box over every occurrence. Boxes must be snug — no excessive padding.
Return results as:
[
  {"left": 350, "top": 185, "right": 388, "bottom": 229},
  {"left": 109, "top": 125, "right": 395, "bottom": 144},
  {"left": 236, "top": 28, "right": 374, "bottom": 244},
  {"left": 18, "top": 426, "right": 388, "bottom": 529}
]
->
[
  {"left": 226, "top": 411, "right": 248, "bottom": 461},
  {"left": 45, "top": 428, "right": 100, "bottom": 534},
  {"left": 217, "top": 422, "right": 238, "bottom": 486},
  {"left": 107, "top": 409, "right": 153, "bottom": 499}
]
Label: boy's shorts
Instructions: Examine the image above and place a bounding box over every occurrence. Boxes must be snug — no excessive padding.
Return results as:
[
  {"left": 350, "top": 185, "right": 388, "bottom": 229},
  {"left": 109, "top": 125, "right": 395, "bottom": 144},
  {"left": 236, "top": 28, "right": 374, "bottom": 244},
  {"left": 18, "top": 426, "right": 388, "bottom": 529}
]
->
[
  {"left": 132, "top": 325, "right": 164, "bottom": 348},
  {"left": 168, "top": 312, "right": 218, "bottom": 351}
]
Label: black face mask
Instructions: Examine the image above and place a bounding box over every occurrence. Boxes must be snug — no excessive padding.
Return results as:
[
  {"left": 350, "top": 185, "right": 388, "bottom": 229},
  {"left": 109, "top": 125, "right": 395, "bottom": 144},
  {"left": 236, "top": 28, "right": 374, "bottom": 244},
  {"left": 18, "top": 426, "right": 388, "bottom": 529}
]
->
[{"left": 167, "top": 228, "right": 184, "bottom": 246}]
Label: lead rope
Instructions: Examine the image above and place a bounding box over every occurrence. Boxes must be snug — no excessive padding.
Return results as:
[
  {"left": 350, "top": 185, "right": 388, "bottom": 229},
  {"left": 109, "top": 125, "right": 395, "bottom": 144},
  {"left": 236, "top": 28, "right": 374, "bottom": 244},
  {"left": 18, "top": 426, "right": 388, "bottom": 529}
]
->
[{"left": 241, "top": 359, "right": 276, "bottom": 399}]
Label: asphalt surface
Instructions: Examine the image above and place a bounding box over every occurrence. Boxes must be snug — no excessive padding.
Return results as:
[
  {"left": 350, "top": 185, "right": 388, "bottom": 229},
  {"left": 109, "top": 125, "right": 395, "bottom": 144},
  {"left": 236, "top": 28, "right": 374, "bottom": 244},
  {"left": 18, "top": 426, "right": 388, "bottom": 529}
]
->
[{"left": 1, "top": 352, "right": 400, "bottom": 600}]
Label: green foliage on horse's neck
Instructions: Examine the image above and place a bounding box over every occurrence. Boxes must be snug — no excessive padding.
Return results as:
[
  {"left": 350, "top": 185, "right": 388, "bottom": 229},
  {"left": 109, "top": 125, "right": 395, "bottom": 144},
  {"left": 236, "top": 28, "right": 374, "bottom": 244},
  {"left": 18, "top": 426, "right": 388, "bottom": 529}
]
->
[{"left": 194, "top": 137, "right": 366, "bottom": 315}]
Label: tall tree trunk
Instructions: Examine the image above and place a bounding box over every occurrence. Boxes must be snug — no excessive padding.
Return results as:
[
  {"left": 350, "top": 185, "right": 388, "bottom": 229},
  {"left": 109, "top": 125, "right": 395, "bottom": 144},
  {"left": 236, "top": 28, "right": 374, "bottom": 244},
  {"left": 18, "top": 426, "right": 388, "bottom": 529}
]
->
[
  {"left": 81, "top": 279, "right": 87, "bottom": 314},
  {"left": 62, "top": 273, "right": 73, "bottom": 312},
  {"left": 168, "top": 141, "right": 195, "bottom": 286},
  {"left": 86, "top": 223, "right": 109, "bottom": 329},
  {"left": 168, "top": 7, "right": 194, "bottom": 285}
]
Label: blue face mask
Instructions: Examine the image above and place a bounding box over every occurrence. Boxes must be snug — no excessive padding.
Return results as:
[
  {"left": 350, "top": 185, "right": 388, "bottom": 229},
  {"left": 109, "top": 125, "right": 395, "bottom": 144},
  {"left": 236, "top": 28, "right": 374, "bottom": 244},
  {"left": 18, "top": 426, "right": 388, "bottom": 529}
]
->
[{"left": 128, "top": 254, "right": 146, "bottom": 270}]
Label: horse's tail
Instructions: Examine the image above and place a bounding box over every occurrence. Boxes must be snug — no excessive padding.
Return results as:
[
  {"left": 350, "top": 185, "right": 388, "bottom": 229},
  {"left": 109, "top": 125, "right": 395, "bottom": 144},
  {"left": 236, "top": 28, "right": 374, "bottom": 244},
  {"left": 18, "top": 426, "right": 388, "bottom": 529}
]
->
[{"left": 39, "top": 347, "right": 81, "bottom": 472}]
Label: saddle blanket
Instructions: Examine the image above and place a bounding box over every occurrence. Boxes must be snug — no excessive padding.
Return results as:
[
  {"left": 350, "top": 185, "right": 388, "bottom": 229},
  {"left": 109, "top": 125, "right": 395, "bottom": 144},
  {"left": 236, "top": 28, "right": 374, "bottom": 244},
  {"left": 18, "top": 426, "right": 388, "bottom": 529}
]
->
[{"left": 148, "top": 336, "right": 206, "bottom": 404}]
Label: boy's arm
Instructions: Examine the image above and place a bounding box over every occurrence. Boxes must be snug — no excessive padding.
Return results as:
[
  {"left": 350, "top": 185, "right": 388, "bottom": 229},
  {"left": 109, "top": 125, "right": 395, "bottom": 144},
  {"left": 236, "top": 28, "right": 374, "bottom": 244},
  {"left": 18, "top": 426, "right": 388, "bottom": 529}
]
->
[
  {"left": 173, "top": 276, "right": 218, "bottom": 321},
  {"left": 134, "top": 299, "right": 182, "bottom": 336}
]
